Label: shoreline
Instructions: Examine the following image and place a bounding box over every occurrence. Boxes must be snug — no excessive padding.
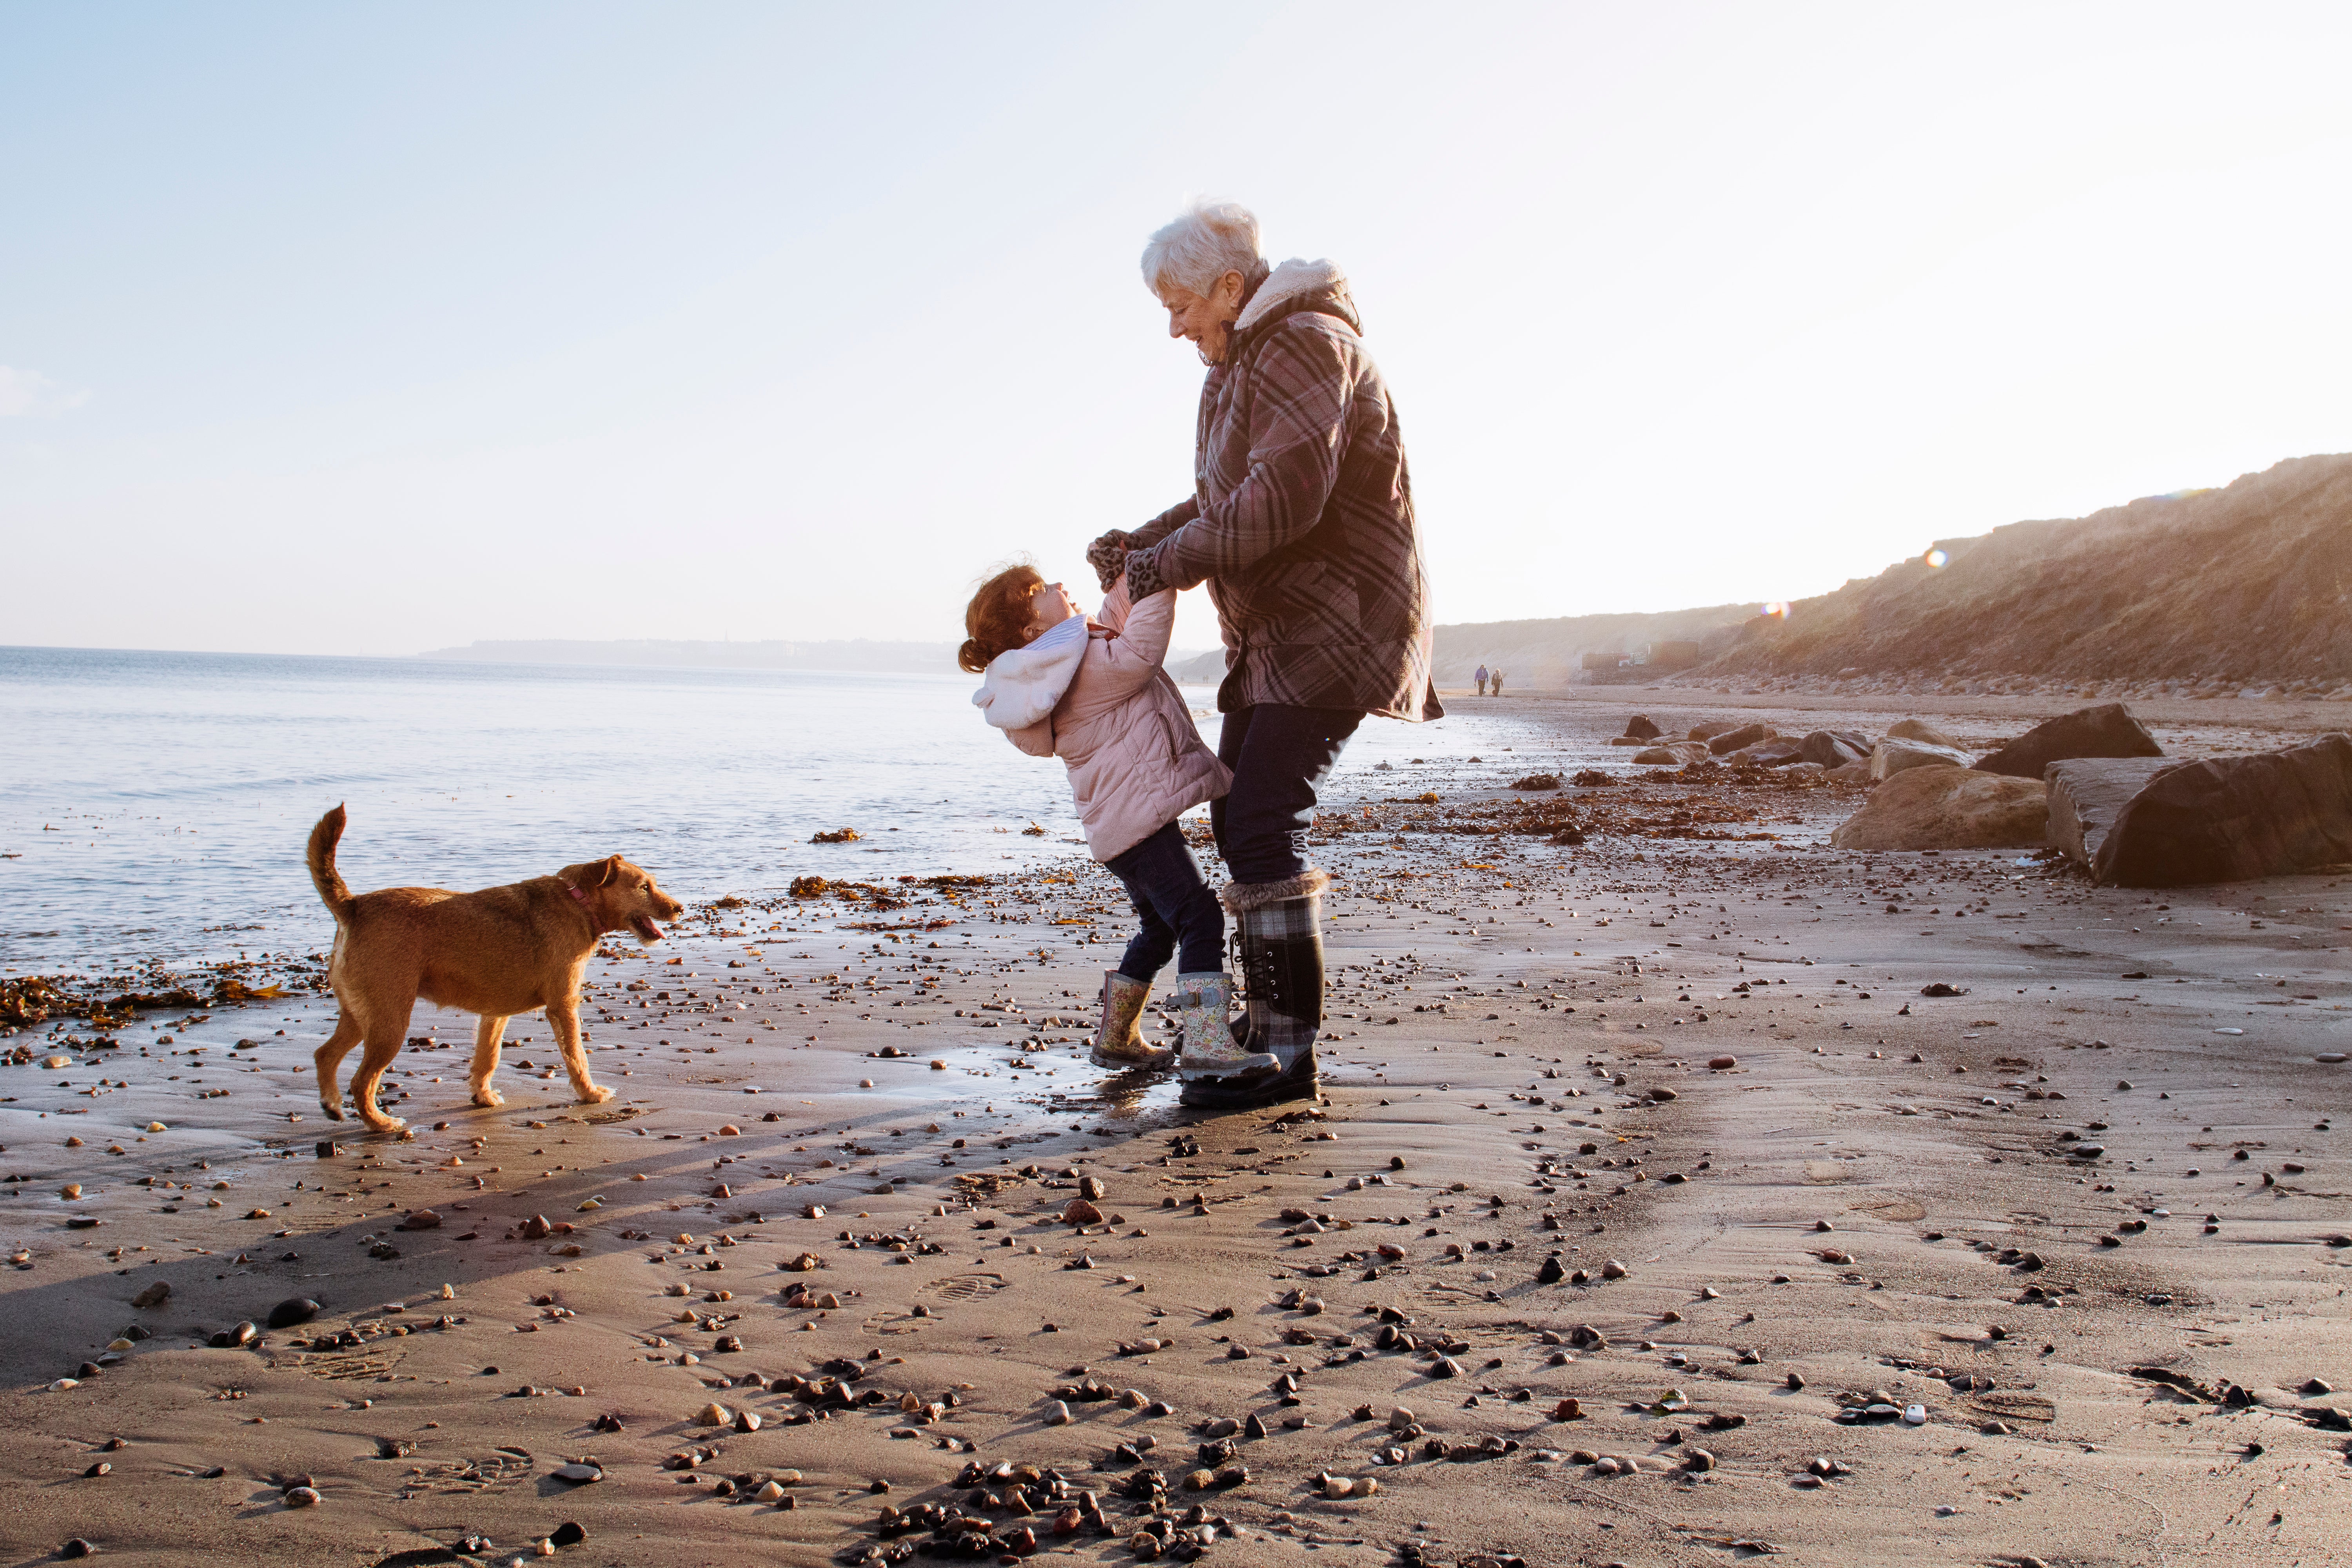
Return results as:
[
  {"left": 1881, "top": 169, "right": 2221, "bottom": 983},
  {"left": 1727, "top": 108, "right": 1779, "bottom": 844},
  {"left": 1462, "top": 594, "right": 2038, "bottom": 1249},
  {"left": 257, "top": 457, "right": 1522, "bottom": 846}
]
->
[{"left": 4, "top": 693, "right": 2350, "bottom": 1565}]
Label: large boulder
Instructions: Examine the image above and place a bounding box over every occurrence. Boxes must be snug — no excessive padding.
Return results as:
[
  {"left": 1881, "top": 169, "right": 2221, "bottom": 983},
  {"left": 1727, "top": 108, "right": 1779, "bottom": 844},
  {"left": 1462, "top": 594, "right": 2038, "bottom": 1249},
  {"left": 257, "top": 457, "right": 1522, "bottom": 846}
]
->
[
  {"left": 1800, "top": 730, "right": 1870, "bottom": 768},
  {"left": 1975, "top": 704, "right": 2162, "bottom": 779},
  {"left": 1869, "top": 737, "right": 1973, "bottom": 780},
  {"left": 2046, "top": 757, "right": 2180, "bottom": 871},
  {"left": 1886, "top": 718, "right": 1961, "bottom": 748},
  {"left": 2094, "top": 733, "right": 2352, "bottom": 887},
  {"left": 1633, "top": 742, "right": 1710, "bottom": 766},
  {"left": 1709, "top": 722, "right": 1775, "bottom": 755},
  {"left": 1831, "top": 767, "right": 2049, "bottom": 851},
  {"left": 1622, "top": 715, "right": 1662, "bottom": 741},
  {"left": 1688, "top": 720, "right": 1746, "bottom": 742},
  {"left": 1728, "top": 737, "right": 1808, "bottom": 767}
]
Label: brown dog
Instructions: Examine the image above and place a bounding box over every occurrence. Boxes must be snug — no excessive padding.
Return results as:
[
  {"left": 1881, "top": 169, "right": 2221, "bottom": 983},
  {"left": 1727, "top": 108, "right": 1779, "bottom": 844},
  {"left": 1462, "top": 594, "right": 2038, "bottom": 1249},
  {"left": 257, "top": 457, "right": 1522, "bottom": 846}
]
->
[{"left": 305, "top": 804, "right": 685, "bottom": 1132}]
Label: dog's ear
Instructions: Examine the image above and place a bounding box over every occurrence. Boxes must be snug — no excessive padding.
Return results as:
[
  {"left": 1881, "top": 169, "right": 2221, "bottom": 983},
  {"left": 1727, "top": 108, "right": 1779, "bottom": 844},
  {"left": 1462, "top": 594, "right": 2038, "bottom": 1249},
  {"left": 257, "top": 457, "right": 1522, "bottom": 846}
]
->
[{"left": 592, "top": 855, "right": 622, "bottom": 888}]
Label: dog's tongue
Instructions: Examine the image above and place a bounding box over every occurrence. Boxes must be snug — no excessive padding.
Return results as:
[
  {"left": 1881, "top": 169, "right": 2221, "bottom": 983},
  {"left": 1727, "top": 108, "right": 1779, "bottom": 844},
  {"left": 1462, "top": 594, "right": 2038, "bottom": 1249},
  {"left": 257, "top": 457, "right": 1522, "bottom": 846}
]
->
[{"left": 633, "top": 916, "right": 664, "bottom": 942}]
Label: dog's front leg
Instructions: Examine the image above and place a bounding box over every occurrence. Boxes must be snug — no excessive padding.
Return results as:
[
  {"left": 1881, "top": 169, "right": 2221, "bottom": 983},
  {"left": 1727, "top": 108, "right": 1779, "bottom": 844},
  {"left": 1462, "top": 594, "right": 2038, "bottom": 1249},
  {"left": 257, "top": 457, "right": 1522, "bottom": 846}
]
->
[
  {"left": 546, "top": 999, "right": 613, "bottom": 1106},
  {"left": 470, "top": 1015, "right": 509, "bottom": 1108}
]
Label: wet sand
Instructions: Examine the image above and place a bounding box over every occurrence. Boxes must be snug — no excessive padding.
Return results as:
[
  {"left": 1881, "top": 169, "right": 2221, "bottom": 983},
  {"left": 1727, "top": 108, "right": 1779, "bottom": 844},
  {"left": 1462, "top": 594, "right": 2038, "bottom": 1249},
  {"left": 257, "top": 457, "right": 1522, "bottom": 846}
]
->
[{"left": 4, "top": 691, "right": 2350, "bottom": 1567}]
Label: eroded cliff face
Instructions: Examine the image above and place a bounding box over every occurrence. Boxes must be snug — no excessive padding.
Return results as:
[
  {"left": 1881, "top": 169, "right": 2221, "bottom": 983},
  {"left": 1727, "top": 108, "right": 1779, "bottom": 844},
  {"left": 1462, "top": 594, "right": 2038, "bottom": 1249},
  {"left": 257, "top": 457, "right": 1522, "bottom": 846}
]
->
[
  {"left": 1421, "top": 453, "right": 2352, "bottom": 696},
  {"left": 1699, "top": 452, "right": 2352, "bottom": 686}
]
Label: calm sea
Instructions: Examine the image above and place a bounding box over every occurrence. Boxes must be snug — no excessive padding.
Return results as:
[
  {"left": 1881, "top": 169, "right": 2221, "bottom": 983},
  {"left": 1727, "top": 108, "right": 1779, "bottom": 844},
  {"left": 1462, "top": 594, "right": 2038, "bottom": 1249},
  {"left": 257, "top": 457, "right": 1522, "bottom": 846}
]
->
[{"left": 0, "top": 647, "right": 1510, "bottom": 976}]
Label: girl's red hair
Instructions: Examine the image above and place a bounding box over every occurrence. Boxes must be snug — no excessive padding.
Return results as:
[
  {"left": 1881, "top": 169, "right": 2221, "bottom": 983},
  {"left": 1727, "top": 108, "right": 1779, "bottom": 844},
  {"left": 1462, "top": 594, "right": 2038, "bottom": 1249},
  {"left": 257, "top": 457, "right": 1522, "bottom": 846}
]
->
[{"left": 957, "top": 563, "right": 1044, "bottom": 673}]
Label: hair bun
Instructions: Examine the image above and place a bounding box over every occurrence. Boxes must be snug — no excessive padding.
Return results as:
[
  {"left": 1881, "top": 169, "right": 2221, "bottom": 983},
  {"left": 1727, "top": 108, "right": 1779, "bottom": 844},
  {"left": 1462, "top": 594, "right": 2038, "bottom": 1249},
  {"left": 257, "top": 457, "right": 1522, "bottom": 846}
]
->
[{"left": 957, "top": 637, "right": 988, "bottom": 675}]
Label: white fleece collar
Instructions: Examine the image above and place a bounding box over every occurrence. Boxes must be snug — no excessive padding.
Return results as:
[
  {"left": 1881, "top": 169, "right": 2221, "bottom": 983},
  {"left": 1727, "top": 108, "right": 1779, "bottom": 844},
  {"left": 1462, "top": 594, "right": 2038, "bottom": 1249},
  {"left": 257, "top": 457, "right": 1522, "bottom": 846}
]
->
[
  {"left": 1235, "top": 257, "right": 1346, "bottom": 335},
  {"left": 971, "top": 614, "right": 1087, "bottom": 731}
]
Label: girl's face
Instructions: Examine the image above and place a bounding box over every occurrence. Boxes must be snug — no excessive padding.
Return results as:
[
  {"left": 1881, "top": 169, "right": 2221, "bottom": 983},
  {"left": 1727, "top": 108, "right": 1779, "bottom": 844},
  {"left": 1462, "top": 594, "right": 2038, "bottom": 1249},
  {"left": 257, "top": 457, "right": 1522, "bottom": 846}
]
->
[{"left": 1025, "top": 580, "right": 1083, "bottom": 641}]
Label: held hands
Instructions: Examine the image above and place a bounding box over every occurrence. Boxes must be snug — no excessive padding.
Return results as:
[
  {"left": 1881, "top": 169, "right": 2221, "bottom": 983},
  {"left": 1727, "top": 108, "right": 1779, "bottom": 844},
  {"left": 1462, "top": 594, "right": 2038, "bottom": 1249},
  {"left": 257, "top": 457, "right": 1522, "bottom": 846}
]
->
[{"left": 1085, "top": 529, "right": 1134, "bottom": 592}]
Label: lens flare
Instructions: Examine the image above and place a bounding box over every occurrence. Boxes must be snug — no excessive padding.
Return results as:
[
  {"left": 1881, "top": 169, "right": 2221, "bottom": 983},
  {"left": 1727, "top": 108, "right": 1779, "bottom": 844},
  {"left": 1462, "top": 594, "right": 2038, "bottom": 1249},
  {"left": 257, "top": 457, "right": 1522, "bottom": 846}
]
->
[
  {"left": 1924, "top": 549, "right": 1947, "bottom": 568},
  {"left": 1762, "top": 601, "right": 1789, "bottom": 619}
]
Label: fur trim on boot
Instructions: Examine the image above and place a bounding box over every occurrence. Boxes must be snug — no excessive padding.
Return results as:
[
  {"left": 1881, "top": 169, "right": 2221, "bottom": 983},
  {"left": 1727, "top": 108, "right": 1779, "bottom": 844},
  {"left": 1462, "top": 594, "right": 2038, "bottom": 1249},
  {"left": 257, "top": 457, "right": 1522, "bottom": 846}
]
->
[{"left": 1219, "top": 867, "right": 1330, "bottom": 913}]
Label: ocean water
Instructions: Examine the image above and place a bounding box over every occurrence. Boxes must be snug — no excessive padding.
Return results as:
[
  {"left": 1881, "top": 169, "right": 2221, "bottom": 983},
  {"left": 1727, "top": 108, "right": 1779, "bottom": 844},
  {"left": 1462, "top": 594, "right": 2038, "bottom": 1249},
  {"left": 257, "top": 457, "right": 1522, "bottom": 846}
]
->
[{"left": 0, "top": 647, "right": 1506, "bottom": 975}]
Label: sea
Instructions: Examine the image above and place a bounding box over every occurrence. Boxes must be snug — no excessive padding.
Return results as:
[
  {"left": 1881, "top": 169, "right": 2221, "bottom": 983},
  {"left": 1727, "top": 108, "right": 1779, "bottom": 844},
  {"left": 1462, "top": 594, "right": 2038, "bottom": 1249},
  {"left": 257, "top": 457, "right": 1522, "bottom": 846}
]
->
[{"left": 0, "top": 646, "right": 1515, "bottom": 977}]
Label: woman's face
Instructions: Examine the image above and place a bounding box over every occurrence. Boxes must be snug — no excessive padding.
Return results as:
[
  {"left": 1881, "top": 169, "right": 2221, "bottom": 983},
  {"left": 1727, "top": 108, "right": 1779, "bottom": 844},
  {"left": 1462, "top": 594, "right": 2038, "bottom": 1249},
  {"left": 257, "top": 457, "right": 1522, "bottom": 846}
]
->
[
  {"left": 1159, "top": 269, "right": 1245, "bottom": 365},
  {"left": 1025, "top": 580, "right": 1083, "bottom": 640}
]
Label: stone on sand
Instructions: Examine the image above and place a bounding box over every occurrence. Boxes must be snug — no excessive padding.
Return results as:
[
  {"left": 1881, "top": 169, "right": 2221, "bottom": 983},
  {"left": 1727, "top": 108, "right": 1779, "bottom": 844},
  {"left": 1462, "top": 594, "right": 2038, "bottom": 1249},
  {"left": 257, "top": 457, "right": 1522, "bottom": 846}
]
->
[
  {"left": 1869, "top": 737, "right": 1974, "bottom": 780},
  {"left": 2094, "top": 733, "right": 2352, "bottom": 887},
  {"left": 1800, "top": 730, "right": 1870, "bottom": 768},
  {"left": 1886, "top": 717, "right": 1961, "bottom": 748},
  {"left": 1622, "top": 715, "right": 1662, "bottom": 740},
  {"left": 1831, "top": 767, "right": 2048, "bottom": 851},
  {"left": 1708, "top": 723, "right": 1775, "bottom": 755},
  {"left": 1727, "top": 737, "right": 1807, "bottom": 767},
  {"left": 2045, "top": 757, "right": 2178, "bottom": 869},
  {"left": 1973, "top": 702, "right": 2161, "bottom": 779}
]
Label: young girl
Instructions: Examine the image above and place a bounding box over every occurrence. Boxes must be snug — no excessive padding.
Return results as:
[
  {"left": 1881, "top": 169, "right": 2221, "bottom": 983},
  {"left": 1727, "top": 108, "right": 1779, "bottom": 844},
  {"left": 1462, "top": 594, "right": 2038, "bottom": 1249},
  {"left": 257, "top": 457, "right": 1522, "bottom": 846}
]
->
[{"left": 961, "top": 564, "right": 1274, "bottom": 1078}]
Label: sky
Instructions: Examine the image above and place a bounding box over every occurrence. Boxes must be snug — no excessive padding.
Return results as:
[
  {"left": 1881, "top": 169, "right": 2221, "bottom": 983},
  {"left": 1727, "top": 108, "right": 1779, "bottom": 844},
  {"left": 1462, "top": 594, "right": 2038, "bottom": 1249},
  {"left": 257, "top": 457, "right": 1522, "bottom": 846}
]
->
[{"left": 4, "top": 2, "right": 2350, "bottom": 659}]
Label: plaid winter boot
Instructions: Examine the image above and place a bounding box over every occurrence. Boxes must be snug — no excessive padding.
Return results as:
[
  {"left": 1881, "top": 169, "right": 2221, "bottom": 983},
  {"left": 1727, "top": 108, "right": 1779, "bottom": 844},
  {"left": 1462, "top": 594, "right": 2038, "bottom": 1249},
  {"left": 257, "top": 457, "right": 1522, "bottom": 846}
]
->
[
  {"left": 1180, "top": 870, "right": 1329, "bottom": 1109},
  {"left": 1089, "top": 970, "right": 1170, "bottom": 1069}
]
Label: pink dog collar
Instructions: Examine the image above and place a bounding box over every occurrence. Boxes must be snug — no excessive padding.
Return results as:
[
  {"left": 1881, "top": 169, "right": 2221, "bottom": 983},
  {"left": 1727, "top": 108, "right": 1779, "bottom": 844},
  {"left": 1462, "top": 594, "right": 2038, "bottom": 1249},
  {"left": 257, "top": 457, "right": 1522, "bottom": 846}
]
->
[{"left": 567, "top": 886, "right": 591, "bottom": 905}]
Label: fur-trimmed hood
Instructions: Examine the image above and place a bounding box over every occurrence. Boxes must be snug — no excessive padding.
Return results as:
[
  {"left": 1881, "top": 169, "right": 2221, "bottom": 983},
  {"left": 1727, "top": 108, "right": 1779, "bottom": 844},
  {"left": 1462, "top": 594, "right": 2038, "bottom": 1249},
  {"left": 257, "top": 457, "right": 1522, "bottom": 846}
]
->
[
  {"left": 1233, "top": 257, "right": 1360, "bottom": 345},
  {"left": 971, "top": 613, "right": 1087, "bottom": 731}
]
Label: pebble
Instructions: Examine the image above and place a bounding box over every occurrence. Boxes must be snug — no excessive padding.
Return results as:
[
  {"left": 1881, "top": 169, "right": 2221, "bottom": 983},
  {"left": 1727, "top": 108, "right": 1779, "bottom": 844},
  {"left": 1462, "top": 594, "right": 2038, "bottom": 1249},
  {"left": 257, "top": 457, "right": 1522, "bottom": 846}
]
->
[
  {"left": 1708, "top": 1055, "right": 1737, "bottom": 1069},
  {"left": 551, "top": 1462, "right": 603, "bottom": 1483},
  {"left": 283, "top": 1486, "right": 321, "bottom": 1508},
  {"left": 60, "top": 1542, "right": 95, "bottom": 1560},
  {"left": 131, "top": 1282, "right": 170, "bottom": 1309},
  {"left": 1045, "top": 1401, "right": 1072, "bottom": 1426},
  {"left": 695, "top": 1403, "right": 731, "bottom": 1427},
  {"left": 267, "top": 1298, "right": 320, "bottom": 1329}
]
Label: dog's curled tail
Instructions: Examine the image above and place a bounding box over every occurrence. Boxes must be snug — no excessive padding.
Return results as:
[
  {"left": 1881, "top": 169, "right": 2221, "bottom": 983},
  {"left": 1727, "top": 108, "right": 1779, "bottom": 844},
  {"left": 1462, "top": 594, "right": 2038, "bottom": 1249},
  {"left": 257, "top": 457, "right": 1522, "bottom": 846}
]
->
[{"left": 308, "top": 804, "right": 356, "bottom": 922}]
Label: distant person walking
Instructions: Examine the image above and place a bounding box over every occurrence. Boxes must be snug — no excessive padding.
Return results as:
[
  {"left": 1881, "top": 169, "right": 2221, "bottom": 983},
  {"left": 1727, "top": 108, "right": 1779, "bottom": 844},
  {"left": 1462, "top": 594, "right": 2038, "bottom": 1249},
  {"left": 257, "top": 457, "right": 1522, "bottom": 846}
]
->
[
  {"left": 1490, "top": 667, "right": 1506, "bottom": 697},
  {"left": 1089, "top": 196, "right": 1439, "bottom": 1109},
  {"left": 1474, "top": 663, "right": 1489, "bottom": 697}
]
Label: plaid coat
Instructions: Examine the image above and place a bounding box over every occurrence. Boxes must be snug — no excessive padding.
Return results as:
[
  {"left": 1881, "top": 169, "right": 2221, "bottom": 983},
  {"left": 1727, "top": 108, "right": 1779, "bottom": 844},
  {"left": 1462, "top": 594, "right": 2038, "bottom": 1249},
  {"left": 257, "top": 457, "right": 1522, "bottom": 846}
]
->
[{"left": 1122, "top": 259, "right": 1441, "bottom": 722}]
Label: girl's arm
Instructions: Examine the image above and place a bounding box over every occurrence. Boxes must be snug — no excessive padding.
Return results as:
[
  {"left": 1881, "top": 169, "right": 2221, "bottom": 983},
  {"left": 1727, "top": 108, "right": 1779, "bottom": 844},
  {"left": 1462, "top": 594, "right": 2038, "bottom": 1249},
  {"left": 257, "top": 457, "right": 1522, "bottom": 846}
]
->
[{"left": 1080, "top": 579, "right": 1178, "bottom": 701}]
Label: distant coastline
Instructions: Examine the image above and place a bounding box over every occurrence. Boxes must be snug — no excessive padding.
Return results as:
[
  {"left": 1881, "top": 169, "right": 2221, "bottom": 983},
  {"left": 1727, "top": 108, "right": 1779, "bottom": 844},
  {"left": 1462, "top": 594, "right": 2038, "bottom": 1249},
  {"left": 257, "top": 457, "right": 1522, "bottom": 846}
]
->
[
  {"left": 417, "top": 637, "right": 963, "bottom": 673},
  {"left": 418, "top": 637, "right": 1213, "bottom": 675}
]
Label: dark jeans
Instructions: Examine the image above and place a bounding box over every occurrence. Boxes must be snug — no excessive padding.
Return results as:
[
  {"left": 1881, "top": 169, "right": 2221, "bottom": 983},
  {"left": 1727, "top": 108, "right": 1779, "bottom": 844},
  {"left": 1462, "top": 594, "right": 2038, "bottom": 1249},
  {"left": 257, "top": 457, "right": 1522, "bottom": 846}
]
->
[
  {"left": 1105, "top": 820, "right": 1226, "bottom": 980},
  {"left": 1210, "top": 704, "right": 1364, "bottom": 886}
]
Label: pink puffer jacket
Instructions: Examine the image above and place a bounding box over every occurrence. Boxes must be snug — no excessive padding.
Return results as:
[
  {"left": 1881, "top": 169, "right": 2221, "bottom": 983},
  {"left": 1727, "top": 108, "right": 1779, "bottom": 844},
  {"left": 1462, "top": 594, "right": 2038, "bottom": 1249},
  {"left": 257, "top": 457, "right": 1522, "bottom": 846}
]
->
[{"left": 971, "top": 583, "right": 1230, "bottom": 862}]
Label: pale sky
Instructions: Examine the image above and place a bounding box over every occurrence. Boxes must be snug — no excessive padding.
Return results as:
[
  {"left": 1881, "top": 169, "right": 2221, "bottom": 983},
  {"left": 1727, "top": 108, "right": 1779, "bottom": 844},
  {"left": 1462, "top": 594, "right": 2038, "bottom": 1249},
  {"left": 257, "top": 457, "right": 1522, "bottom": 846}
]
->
[{"left": 4, "top": 2, "right": 2348, "bottom": 658}]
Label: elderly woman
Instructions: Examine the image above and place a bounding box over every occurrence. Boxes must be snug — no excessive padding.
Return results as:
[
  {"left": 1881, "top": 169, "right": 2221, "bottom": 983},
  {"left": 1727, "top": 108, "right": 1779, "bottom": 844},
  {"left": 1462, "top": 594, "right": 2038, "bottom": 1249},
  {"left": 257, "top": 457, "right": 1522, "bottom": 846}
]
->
[{"left": 1089, "top": 198, "right": 1439, "bottom": 1109}]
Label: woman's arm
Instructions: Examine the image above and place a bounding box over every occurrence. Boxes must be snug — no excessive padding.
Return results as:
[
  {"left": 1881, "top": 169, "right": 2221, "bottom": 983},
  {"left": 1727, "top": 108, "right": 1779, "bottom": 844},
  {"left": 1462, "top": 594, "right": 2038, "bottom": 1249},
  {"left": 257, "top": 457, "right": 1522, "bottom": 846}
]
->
[
  {"left": 1088, "top": 498, "right": 1200, "bottom": 590},
  {"left": 1124, "top": 319, "right": 1353, "bottom": 595}
]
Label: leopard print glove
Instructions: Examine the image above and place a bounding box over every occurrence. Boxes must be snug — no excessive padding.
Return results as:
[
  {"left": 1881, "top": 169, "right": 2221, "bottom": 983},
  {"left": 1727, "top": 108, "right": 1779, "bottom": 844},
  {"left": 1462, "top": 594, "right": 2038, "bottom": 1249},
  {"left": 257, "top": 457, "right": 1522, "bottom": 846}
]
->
[
  {"left": 1123, "top": 545, "right": 1168, "bottom": 601},
  {"left": 1085, "top": 529, "right": 1134, "bottom": 592}
]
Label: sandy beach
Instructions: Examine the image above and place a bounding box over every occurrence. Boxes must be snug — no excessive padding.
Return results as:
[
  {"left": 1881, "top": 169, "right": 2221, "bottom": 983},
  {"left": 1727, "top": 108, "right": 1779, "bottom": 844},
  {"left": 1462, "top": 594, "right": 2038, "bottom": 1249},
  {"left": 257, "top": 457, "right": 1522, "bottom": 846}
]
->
[{"left": 5, "top": 689, "right": 2350, "bottom": 1568}]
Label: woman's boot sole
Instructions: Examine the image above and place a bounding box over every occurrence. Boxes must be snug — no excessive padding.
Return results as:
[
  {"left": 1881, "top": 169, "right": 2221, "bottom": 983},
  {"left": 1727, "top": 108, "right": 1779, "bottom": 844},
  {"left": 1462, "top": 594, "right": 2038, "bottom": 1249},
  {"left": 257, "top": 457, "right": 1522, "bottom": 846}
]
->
[{"left": 1177, "top": 1050, "right": 1318, "bottom": 1109}]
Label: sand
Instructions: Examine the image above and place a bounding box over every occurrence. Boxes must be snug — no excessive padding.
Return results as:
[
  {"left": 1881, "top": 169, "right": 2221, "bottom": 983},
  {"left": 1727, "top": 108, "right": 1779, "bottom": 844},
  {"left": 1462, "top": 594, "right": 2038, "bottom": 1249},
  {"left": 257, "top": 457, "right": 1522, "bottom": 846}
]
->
[{"left": 4, "top": 690, "right": 2350, "bottom": 1567}]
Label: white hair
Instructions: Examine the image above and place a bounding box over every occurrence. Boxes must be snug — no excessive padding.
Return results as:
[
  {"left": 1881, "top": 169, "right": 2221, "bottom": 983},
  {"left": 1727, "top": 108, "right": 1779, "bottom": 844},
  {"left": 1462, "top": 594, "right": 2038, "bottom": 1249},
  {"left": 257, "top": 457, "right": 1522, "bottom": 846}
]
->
[{"left": 1140, "top": 198, "right": 1261, "bottom": 299}]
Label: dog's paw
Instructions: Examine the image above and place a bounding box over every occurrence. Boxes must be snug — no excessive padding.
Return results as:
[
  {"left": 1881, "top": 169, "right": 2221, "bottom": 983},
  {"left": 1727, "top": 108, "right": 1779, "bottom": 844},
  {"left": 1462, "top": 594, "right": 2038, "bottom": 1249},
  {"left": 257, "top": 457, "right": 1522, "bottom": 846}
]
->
[
  {"left": 319, "top": 1101, "right": 345, "bottom": 1122},
  {"left": 471, "top": 1085, "right": 505, "bottom": 1108},
  {"left": 576, "top": 1083, "right": 615, "bottom": 1105},
  {"left": 361, "top": 1113, "right": 407, "bottom": 1133}
]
